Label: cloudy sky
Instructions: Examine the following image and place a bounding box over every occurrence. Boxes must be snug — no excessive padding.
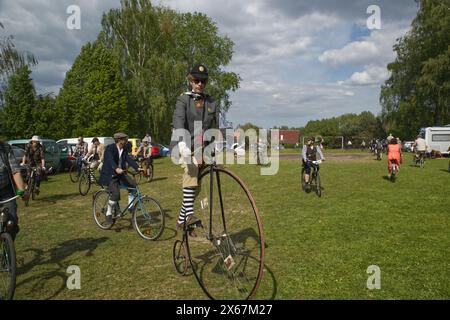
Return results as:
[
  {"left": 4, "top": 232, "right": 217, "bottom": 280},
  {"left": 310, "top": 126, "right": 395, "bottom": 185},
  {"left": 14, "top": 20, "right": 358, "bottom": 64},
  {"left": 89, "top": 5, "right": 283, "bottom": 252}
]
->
[{"left": 0, "top": 0, "right": 419, "bottom": 128}]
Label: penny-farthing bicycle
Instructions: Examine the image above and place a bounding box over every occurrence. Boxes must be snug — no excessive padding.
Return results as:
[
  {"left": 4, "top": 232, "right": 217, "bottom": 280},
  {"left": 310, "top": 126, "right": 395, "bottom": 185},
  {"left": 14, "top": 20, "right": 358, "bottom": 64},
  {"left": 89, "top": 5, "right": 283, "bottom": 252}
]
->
[{"left": 173, "top": 148, "right": 265, "bottom": 300}]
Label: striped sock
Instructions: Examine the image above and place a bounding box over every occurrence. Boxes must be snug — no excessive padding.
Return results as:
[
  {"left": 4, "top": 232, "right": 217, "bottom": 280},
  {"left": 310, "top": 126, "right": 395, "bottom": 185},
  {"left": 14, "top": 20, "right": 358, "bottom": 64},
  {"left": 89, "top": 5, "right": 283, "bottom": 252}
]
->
[{"left": 178, "top": 187, "right": 196, "bottom": 224}]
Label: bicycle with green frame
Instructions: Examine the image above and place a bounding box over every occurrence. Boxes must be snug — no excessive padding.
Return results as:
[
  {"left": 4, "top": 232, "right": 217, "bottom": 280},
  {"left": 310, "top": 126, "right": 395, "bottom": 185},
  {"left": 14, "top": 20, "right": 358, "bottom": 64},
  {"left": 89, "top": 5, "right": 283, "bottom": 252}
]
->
[
  {"left": 172, "top": 145, "right": 265, "bottom": 300},
  {"left": 0, "top": 195, "right": 19, "bottom": 300},
  {"left": 92, "top": 177, "right": 165, "bottom": 240}
]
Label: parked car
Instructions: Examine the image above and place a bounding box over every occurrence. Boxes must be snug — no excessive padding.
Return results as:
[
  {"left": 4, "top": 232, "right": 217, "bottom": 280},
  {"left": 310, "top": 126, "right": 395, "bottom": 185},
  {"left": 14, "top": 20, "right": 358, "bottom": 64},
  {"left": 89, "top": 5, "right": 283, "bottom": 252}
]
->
[
  {"left": 157, "top": 144, "right": 170, "bottom": 157},
  {"left": 402, "top": 141, "right": 414, "bottom": 152},
  {"left": 10, "top": 145, "right": 28, "bottom": 180},
  {"left": 57, "top": 141, "right": 77, "bottom": 172},
  {"left": 151, "top": 144, "right": 160, "bottom": 157},
  {"left": 8, "top": 138, "right": 61, "bottom": 172}
]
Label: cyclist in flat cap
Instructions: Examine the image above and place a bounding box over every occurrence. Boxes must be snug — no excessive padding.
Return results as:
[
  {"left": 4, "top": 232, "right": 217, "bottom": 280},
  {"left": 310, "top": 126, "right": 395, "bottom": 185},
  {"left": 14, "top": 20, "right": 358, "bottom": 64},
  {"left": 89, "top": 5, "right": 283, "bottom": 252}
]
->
[{"left": 99, "top": 132, "right": 141, "bottom": 227}]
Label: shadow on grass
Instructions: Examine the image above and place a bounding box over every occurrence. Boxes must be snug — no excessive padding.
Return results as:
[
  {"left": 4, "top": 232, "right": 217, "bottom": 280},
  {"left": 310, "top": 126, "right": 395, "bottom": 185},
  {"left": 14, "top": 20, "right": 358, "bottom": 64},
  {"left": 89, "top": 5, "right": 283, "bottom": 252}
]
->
[
  {"left": 16, "top": 236, "right": 109, "bottom": 299},
  {"left": 36, "top": 192, "right": 80, "bottom": 205},
  {"left": 149, "top": 177, "right": 168, "bottom": 183},
  {"left": 439, "top": 169, "right": 450, "bottom": 173},
  {"left": 157, "top": 227, "right": 177, "bottom": 241}
]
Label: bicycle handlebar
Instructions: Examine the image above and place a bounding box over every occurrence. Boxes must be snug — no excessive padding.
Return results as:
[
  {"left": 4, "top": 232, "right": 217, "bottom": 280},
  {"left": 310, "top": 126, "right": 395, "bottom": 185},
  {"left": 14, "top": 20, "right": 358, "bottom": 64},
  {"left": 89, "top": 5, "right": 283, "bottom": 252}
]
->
[{"left": 0, "top": 195, "right": 20, "bottom": 205}]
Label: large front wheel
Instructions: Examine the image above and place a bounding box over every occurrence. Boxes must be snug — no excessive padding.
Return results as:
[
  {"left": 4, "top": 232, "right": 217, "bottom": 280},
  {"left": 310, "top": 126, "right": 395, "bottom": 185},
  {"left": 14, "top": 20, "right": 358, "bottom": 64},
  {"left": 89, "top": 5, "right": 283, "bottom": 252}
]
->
[
  {"left": 132, "top": 196, "right": 165, "bottom": 240},
  {"left": 186, "top": 167, "right": 265, "bottom": 300},
  {"left": 0, "top": 232, "right": 16, "bottom": 300}
]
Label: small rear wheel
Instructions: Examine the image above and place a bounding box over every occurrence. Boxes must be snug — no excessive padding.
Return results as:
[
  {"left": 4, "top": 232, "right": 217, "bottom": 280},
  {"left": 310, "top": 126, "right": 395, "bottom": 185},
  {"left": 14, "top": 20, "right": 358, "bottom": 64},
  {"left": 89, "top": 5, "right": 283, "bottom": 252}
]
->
[{"left": 173, "top": 240, "right": 189, "bottom": 275}]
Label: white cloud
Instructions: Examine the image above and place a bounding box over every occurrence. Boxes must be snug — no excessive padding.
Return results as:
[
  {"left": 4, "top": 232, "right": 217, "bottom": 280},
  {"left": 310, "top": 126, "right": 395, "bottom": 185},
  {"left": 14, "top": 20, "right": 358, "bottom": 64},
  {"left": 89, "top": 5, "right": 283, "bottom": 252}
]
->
[
  {"left": 0, "top": 0, "right": 418, "bottom": 128},
  {"left": 343, "top": 65, "right": 390, "bottom": 86},
  {"left": 318, "top": 41, "right": 379, "bottom": 66}
]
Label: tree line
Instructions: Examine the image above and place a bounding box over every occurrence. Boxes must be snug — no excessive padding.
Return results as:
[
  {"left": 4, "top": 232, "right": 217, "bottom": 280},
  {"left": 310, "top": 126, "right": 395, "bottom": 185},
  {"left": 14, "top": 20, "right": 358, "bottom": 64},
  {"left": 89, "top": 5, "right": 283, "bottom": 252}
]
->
[{"left": 0, "top": 0, "right": 240, "bottom": 142}]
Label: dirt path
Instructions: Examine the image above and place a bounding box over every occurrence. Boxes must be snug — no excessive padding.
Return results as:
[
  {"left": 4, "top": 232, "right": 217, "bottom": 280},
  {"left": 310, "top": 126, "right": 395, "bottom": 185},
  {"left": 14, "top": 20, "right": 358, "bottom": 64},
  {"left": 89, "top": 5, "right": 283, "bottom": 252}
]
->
[{"left": 279, "top": 153, "right": 371, "bottom": 161}]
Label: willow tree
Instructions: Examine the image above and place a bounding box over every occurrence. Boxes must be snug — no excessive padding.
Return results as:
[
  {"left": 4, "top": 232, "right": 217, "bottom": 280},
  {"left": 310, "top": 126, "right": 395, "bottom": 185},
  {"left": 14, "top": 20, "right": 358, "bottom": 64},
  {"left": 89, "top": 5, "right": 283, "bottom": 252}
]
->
[{"left": 98, "top": 0, "right": 240, "bottom": 142}]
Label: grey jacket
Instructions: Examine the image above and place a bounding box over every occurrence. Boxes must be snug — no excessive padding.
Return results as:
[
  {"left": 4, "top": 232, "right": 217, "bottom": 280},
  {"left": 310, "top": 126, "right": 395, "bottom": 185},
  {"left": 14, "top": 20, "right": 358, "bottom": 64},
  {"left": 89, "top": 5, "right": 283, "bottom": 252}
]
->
[{"left": 171, "top": 92, "right": 219, "bottom": 149}]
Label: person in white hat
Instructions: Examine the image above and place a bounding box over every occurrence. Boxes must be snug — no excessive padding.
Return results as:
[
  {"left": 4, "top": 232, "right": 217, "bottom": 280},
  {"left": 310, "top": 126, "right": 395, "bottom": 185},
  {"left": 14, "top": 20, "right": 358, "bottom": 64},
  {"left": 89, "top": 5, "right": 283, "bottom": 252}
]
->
[{"left": 21, "top": 135, "right": 45, "bottom": 195}]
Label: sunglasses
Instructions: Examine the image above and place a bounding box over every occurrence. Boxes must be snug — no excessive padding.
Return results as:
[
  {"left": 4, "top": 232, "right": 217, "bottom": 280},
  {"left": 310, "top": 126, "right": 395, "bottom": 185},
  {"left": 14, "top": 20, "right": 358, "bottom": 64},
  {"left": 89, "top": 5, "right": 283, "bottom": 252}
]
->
[{"left": 192, "top": 78, "right": 207, "bottom": 85}]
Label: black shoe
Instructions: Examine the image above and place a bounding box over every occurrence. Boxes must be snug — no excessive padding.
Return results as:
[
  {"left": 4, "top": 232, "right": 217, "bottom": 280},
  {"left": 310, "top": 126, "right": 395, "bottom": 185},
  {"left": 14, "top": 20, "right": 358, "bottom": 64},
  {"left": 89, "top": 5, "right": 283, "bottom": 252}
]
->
[
  {"left": 305, "top": 183, "right": 311, "bottom": 192},
  {"left": 186, "top": 214, "right": 201, "bottom": 227}
]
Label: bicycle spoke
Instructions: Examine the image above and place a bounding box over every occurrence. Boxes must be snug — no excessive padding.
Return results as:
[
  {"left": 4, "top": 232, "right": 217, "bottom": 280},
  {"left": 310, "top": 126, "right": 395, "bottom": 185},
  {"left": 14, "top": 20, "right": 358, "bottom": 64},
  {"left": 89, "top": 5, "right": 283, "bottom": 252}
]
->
[{"left": 187, "top": 167, "right": 264, "bottom": 300}]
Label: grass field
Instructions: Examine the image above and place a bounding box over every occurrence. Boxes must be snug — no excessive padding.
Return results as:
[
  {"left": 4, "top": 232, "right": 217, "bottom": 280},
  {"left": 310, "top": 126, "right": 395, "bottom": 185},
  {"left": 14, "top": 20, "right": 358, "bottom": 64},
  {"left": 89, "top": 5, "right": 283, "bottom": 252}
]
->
[{"left": 12, "top": 150, "right": 450, "bottom": 300}]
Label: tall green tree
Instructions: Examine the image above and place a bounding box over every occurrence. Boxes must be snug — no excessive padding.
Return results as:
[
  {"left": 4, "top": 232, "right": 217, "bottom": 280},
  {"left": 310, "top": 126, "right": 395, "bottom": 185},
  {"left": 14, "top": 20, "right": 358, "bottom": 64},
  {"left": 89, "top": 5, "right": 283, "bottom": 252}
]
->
[
  {"left": 32, "top": 94, "right": 65, "bottom": 139},
  {"left": 56, "top": 42, "right": 129, "bottom": 137},
  {"left": 1, "top": 66, "right": 36, "bottom": 139},
  {"left": 99, "top": 0, "right": 240, "bottom": 142},
  {"left": 380, "top": 0, "right": 450, "bottom": 137},
  {"left": 0, "top": 21, "right": 37, "bottom": 104}
]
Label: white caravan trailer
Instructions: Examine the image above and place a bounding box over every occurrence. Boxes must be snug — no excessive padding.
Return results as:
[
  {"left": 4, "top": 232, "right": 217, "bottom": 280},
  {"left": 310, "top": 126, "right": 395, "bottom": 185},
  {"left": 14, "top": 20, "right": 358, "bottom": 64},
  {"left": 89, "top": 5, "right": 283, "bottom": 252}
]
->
[{"left": 418, "top": 126, "right": 450, "bottom": 155}]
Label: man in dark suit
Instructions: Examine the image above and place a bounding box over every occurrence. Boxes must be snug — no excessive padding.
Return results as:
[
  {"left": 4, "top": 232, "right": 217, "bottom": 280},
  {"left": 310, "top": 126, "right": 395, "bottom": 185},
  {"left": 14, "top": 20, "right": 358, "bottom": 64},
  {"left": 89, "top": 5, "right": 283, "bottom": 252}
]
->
[{"left": 99, "top": 132, "right": 140, "bottom": 226}]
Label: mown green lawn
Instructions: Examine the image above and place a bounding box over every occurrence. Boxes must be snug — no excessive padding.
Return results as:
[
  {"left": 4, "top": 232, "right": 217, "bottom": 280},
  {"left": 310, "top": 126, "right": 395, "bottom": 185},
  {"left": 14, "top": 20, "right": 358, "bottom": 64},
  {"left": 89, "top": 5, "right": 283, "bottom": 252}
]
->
[{"left": 13, "top": 151, "right": 450, "bottom": 299}]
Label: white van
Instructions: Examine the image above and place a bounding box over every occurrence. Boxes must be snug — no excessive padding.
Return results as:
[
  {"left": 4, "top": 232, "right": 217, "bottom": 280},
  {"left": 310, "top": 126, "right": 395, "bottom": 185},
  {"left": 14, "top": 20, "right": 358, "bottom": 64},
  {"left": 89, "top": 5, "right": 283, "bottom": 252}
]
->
[
  {"left": 56, "top": 137, "right": 115, "bottom": 150},
  {"left": 418, "top": 126, "right": 450, "bottom": 155}
]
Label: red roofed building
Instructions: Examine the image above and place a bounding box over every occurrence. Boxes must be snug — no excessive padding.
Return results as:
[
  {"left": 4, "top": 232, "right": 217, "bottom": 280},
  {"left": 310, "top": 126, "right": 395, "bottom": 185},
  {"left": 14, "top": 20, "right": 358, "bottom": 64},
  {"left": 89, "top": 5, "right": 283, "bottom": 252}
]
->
[{"left": 271, "top": 129, "right": 300, "bottom": 145}]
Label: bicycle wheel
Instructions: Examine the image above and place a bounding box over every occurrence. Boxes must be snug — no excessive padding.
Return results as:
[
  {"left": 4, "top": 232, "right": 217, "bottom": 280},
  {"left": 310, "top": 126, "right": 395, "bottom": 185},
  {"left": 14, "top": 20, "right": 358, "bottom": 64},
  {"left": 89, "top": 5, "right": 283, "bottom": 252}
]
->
[
  {"left": 391, "top": 166, "right": 397, "bottom": 182},
  {"left": 31, "top": 174, "right": 37, "bottom": 201},
  {"left": 130, "top": 169, "right": 141, "bottom": 185},
  {"left": 147, "top": 164, "right": 154, "bottom": 182},
  {"left": 69, "top": 163, "right": 80, "bottom": 183},
  {"left": 300, "top": 167, "right": 306, "bottom": 191},
  {"left": 186, "top": 167, "right": 265, "bottom": 300},
  {"left": 92, "top": 190, "right": 115, "bottom": 230},
  {"left": 173, "top": 239, "right": 189, "bottom": 275},
  {"left": 0, "top": 232, "right": 16, "bottom": 300},
  {"left": 132, "top": 196, "right": 165, "bottom": 240},
  {"left": 315, "top": 171, "right": 322, "bottom": 197},
  {"left": 79, "top": 170, "right": 91, "bottom": 196},
  {"left": 24, "top": 176, "right": 33, "bottom": 207}
]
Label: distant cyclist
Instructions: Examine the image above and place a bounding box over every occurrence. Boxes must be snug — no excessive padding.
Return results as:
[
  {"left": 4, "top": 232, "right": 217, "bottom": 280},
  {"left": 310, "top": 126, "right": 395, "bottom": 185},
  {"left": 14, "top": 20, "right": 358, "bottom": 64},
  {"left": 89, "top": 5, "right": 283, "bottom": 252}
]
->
[
  {"left": 84, "top": 137, "right": 104, "bottom": 172},
  {"left": 413, "top": 135, "right": 427, "bottom": 163},
  {"left": 387, "top": 138, "right": 402, "bottom": 179},
  {"left": 136, "top": 137, "right": 153, "bottom": 177},
  {"left": 301, "top": 137, "right": 325, "bottom": 191},
  {"left": 74, "top": 136, "right": 88, "bottom": 174},
  {"left": 375, "top": 139, "right": 383, "bottom": 160},
  {"left": 21, "top": 135, "right": 45, "bottom": 195}
]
